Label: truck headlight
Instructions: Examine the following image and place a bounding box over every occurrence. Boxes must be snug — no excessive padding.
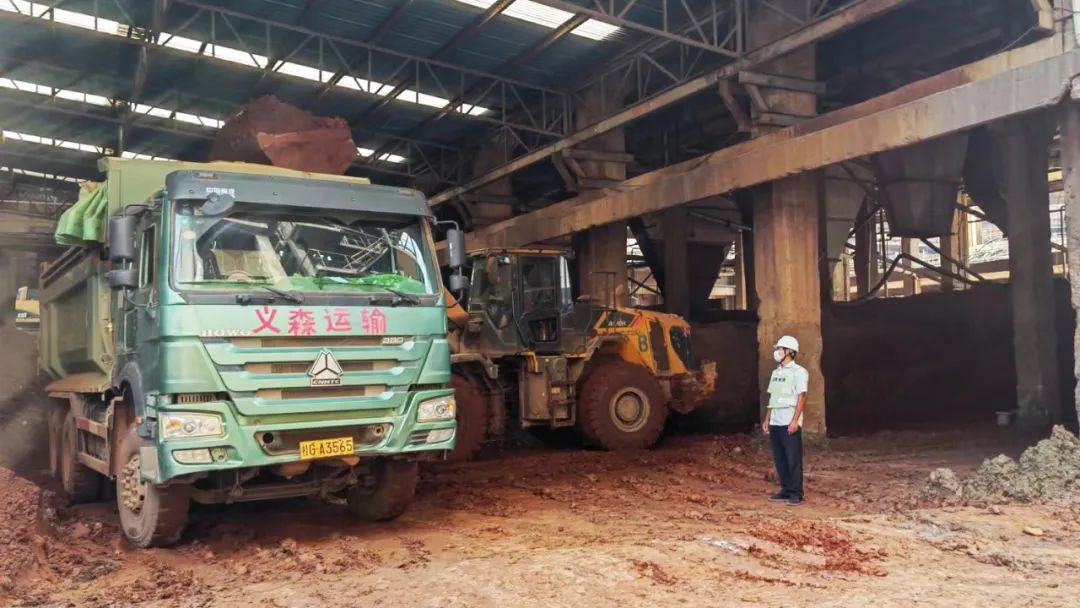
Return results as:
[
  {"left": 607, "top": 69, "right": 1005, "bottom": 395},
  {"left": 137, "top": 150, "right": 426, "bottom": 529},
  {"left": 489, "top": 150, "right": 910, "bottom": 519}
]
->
[
  {"left": 161, "top": 413, "right": 224, "bottom": 440},
  {"left": 416, "top": 396, "right": 456, "bottom": 422}
]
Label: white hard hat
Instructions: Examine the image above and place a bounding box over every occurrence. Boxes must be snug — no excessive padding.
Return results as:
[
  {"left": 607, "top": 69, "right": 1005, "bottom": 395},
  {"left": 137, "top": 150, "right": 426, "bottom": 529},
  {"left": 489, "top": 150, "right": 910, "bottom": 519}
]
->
[{"left": 775, "top": 335, "right": 799, "bottom": 352}]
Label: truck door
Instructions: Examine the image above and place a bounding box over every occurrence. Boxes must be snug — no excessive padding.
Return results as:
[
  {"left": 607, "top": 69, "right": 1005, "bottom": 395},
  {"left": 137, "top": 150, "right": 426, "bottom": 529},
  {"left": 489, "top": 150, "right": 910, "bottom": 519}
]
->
[{"left": 119, "top": 220, "right": 162, "bottom": 374}]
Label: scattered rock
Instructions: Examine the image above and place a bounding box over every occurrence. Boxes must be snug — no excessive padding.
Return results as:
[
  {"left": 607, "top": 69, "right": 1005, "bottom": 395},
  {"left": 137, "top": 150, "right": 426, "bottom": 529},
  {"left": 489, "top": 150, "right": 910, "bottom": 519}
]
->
[
  {"left": 988, "top": 505, "right": 1002, "bottom": 515},
  {"left": 279, "top": 538, "right": 298, "bottom": 555},
  {"left": 69, "top": 523, "right": 92, "bottom": 539},
  {"left": 923, "top": 468, "right": 962, "bottom": 501},
  {"left": 75, "top": 560, "right": 118, "bottom": 583},
  {"left": 1022, "top": 527, "right": 1044, "bottom": 537}
]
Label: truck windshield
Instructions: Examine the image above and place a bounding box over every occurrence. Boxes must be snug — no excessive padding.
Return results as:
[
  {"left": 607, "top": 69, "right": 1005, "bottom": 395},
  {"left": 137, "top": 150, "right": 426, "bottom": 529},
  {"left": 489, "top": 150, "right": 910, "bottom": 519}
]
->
[{"left": 172, "top": 210, "right": 437, "bottom": 295}]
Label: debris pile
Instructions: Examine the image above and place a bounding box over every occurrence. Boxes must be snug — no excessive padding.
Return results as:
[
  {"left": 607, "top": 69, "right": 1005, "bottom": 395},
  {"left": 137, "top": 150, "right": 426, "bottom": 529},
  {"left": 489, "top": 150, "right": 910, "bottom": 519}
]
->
[
  {"left": 925, "top": 426, "right": 1080, "bottom": 503},
  {"left": 963, "top": 426, "right": 1080, "bottom": 502}
]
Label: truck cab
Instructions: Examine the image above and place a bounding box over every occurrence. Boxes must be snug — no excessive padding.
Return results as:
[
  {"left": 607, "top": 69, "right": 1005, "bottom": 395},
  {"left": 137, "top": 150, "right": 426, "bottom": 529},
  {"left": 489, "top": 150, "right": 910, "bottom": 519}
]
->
[{"left": 42, "top": 161, "right": 457, "bottom": 547}]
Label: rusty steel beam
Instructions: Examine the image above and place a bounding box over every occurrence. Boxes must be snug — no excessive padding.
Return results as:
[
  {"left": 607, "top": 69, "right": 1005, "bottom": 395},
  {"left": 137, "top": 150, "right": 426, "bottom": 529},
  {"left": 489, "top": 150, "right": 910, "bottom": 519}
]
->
[
  {"left": 463, "top": 40, "right": 1075, "bottom": 251},
  {"left": 429, "top": 0, "right": 917, "bottom": 205},
  {"left": 0, "top": 210, "right": 59, "bottom": 234}
]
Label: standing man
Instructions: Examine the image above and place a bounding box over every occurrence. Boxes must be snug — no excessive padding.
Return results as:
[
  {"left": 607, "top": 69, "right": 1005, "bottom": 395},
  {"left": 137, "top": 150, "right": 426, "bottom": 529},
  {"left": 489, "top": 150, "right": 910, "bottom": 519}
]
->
[{"left": 762, "top": 335, "right": 807, "bottom": 506}]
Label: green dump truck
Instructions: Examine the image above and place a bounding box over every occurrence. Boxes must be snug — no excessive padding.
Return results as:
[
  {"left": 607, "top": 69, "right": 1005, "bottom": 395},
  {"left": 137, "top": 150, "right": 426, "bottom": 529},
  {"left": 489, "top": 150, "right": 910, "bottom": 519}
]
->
[{"left": 42, "top": 158, "right": 457, "bottom": 547}]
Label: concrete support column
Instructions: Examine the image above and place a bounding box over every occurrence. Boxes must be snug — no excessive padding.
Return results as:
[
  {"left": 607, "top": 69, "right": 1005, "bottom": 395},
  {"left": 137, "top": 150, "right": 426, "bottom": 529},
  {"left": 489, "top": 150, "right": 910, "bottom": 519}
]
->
[
  {"left": 1059, "top": 102, "right": 1080, "bottom": 428},
  {"left": 854, "top": 203, "right": 878, "bottom": 297},
  {"left": 750, "top": 0, "right": 826, "bottom": 433},
  {"left": 734, "top": 232, "right": 748, "bottom": 309},
  {"left": 940, "top": 203, "right": 967, "bottom": 291},
  {"left": 576, "top": 223, "right": 628, "bottom": 306},
  {"left": 465, "top": 130, "right": 517, "bottom": 229},
  {"left": 901, "top": 238, "right": 921, "bottom": 295},
  {"left": 662, "top": 207, "right": 690, "bottom": 317},
  {"left": 999, "top": 113, "right": 1061, "bottom": 427},
  {"left": 573, "top": 83, "right": 629, "bottom": 307}
]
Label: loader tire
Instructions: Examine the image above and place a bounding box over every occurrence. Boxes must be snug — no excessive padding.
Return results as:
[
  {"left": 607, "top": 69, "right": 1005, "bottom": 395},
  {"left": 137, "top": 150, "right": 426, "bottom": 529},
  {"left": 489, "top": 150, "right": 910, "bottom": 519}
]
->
[
  {"left": 577, "top": 360, "right": 667, "bottom": 451},
  {"left": 446, "top": 374, "right": 488, "bottom": 462},
  {"left": 346, "top": 459, "right": 418, "bottom": 521},
  {"left": 60, "top": 411, "right": 101, "bottom": 503},
  {"left": 116, "top": 426, "right": 190, "bottom": 548}
]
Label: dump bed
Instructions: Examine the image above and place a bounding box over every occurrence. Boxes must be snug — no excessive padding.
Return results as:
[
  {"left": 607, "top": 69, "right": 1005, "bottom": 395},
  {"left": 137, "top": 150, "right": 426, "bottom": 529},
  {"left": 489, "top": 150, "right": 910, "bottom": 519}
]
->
[{"left": 39, "top": 246, "right": 112, "bottom": 383}]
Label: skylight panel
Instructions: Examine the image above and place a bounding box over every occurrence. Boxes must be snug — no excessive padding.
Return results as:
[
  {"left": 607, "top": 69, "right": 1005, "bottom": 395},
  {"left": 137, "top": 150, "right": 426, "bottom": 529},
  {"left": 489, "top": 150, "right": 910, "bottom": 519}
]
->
[
  {"left": 357, "top": 147, "right": 407, "bottom": 164},
  {"left": 453, "top": 0, "right": 619, "bottom": 41},
  {"left": 0, "top": 166, "right": 81, "bottom": 183},
  {"left": 3, "top": 130, "right": 107, "bottom": 154}
]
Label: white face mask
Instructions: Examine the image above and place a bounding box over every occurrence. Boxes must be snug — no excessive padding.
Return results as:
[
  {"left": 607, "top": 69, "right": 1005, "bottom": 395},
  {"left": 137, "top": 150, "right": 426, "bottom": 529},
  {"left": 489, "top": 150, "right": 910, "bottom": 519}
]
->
[{"left": 773, "top": 349, "right": 785, "bottom": 363}]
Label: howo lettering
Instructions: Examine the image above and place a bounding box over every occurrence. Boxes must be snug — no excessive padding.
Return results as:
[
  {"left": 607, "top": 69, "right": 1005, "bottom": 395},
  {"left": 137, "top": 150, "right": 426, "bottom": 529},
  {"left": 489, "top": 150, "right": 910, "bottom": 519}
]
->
[{"left": 41, "top": 158, "right": 456, "bottom": 547}]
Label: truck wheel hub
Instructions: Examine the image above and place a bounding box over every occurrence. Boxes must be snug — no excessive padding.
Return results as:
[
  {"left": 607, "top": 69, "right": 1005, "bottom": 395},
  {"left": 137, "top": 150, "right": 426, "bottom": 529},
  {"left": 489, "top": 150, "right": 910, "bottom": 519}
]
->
[
  {"left": 610, "top": 388, "right": 649, "bottom": 432},
  {"left": 120, "top": 455, "right": 146, "bottom": 513}
]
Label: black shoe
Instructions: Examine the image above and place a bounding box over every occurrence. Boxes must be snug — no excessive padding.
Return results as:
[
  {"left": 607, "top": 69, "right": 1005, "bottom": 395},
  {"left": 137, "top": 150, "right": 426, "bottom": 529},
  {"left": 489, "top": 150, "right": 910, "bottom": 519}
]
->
[
  {"left": 785, "top": 496, "right": 803, "bottom": 506},
  {"left": 768, "top": 492, "right": 787, "bottom": 502}
]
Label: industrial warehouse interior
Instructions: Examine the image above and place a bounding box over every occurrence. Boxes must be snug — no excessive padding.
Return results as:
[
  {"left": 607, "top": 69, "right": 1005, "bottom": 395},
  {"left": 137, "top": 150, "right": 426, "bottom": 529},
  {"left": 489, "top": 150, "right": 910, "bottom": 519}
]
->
[{"left": 1, "top": 0, "right": 1080, "bottom": 605}]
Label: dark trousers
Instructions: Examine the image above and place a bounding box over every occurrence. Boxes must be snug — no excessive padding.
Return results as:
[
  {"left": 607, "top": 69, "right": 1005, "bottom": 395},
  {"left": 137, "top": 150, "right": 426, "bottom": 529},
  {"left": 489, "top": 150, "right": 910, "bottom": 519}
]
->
[{"left": 769, "top": 425, "right": 803, "bottom": 499}]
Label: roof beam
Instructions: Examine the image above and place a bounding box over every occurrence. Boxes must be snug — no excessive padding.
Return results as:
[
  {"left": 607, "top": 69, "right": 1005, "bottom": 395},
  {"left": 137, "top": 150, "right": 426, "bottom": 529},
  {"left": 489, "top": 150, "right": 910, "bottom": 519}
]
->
[
  {"left": 167, "top": 0, "right": 560, "bottom": 91},
  {"left": 305, "top": 0, "right": 423, "bottom": 106},
  {"left": 342, "top": 0, "right": 514, "bottom": 134},
  {"left": 0, "top": 91, "right": 463, "bottom": 184},
  {"left": 533, "top": 0, "right": 740, "bottom": 57},
  {"left": 429, "top": 0, "right": 917, "bottom": 204},
  {"left": 362, "top": 12, "right": 587, "bottom": 166},
  {"left": 1, "top": 2, "right": 568, "bottom": 135},
  {"left": 462, "top": 38, "right": 1072, "bottom": 250}
]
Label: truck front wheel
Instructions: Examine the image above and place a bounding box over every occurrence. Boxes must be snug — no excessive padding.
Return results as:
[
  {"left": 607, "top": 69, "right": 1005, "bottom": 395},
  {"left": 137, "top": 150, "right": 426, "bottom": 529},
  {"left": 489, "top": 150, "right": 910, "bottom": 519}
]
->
[
  {"left": 115, "top": 427, "right": 190, "bottom": 548},
  {"left": 60, "top": 410, "right": 101, "bottom": 503},
  {"left": 577, "top": 360, "right": 668, "bottom": 451},
  {"left": 346, "top": 459, "right": 418, "bottom": 521}
]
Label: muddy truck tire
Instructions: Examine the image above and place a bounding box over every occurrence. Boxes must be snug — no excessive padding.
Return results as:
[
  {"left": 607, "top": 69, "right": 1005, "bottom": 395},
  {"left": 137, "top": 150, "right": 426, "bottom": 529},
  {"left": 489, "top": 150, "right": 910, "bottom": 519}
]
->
[
  {"left": 60, "top": 410, "right": 101, "bottom": 503},
  {"left": 447, "top": 374, "right": 488, "bottom": 462},
  {"left": 116, "top": 426, "right": 190, "bottom": 548},
  {"left": 577, "top": 360, "right": 668, "bottom": 451},
  {"left": 346, "top": 459, "right": 418, "bottom": 521}
]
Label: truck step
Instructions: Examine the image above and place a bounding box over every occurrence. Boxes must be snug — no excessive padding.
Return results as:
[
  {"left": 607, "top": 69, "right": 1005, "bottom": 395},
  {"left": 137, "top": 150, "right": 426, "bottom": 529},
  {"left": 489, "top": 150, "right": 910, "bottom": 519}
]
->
[
  {"left": 77, "top": 452, "right": 110, "bottom": 476},
  {"left": 75, "top": 417, "right": 109, "bottom": 439}
]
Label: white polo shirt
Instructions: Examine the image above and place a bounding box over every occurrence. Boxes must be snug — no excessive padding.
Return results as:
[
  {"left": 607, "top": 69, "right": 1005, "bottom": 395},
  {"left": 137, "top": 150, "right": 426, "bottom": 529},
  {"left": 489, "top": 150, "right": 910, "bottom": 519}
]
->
[{"left": 769, "top": 360, "right": 808, "bottom": 426}]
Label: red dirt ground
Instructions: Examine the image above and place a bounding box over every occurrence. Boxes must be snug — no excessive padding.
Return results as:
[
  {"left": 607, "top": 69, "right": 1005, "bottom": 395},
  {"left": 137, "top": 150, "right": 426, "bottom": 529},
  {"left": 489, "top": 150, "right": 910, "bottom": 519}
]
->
[{"left": 1, "top": 426, "right": 1077, "bottom": 607}]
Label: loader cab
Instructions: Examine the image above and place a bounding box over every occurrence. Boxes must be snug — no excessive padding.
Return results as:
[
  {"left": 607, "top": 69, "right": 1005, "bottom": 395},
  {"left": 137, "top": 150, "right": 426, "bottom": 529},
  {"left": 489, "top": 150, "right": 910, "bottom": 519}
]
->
[{"left": 465, "top": 249, "right": 580, "bottom": 354}]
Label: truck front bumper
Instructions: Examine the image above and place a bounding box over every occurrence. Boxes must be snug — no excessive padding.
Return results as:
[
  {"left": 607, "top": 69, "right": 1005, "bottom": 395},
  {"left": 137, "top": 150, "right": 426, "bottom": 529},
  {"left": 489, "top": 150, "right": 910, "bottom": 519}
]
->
[{"left": 144, "top": 388, "right": 456, "bottom": 484}]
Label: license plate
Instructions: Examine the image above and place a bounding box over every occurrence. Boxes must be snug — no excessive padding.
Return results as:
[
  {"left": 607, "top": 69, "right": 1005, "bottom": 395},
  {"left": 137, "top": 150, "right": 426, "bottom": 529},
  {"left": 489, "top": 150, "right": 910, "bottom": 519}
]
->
[{"left": 298, "top": 436, "right": 354, "bottom": 460}]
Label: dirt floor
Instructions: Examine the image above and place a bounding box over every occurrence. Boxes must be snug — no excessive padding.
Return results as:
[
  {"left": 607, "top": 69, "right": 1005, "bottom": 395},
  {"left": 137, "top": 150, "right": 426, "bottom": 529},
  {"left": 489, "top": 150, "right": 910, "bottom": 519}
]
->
[{"left": 1, "top": 425, "right": 1078, "bottom": 608}]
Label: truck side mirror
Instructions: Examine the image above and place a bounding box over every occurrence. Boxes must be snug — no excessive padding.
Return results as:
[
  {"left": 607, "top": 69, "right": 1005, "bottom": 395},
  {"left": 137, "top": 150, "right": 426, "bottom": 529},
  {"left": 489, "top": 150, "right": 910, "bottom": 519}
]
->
[
  {"left": 447, "top": 228, "right": 466, "bottom": 269},
  {"left": 107, "top": 268, "right": 138, "bottom": 290},
  {"left": 108, "top": 214, "right": 137, "bottom": 263}
]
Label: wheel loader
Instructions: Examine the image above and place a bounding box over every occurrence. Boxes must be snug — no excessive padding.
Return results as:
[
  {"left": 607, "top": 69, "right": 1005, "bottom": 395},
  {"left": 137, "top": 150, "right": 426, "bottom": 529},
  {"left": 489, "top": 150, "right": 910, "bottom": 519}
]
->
[{"left": 445, "top": 247, "right": 717, "bottom": 461}]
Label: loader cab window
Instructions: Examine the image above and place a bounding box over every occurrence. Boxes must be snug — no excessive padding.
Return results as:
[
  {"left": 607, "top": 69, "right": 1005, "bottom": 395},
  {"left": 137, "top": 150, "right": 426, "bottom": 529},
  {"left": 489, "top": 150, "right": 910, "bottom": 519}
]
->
[
  {"left": 520, "top": 256, "right": 559, "bottom": 314},
  {"left": 519, "top": 255, "right": 562, "bottom": 345},
  {"left": 470, "top": 255, "right": 513, "bottom": 329}
]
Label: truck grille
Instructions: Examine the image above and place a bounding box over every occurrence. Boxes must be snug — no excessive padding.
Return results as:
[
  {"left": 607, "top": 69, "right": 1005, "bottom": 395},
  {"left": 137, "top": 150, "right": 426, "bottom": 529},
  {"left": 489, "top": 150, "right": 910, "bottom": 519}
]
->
[
  {"left": 244, "top": 361, "right": 395, "bottom": 374},
  {"left": 256, "top": 385, "right": 388, "bottom": 400},
  {"left": 232, "top": 336, "right": 384, "bottom": 348}
]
